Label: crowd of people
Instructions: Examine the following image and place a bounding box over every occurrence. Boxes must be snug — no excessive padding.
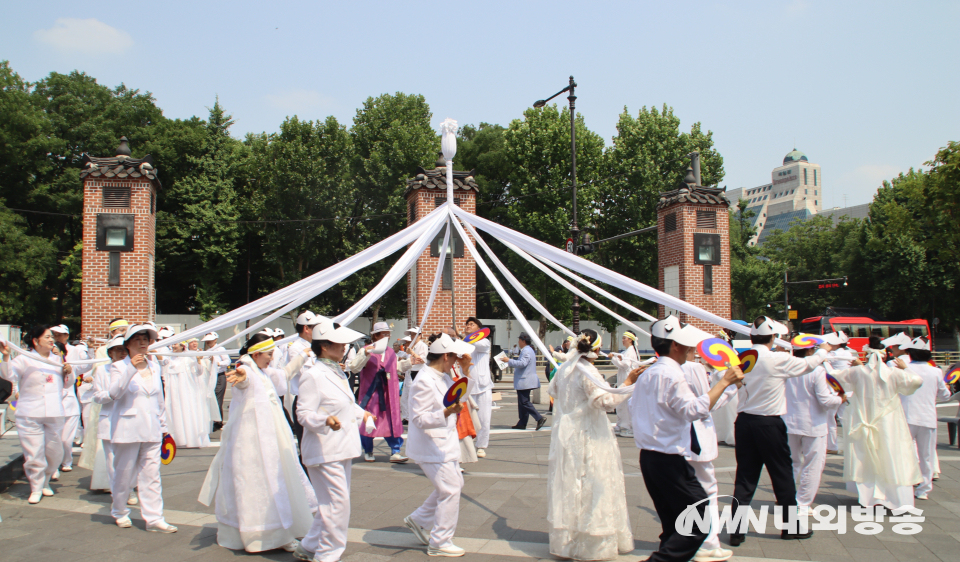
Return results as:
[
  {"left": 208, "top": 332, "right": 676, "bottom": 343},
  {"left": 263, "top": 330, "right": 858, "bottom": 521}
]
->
[{"left": 1, "top": 312, "right": 955, "bottom": 562}]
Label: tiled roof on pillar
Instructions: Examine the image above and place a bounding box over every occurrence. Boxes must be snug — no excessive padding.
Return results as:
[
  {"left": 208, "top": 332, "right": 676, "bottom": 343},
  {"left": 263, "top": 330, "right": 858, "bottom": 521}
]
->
[
  {"left": 404, "top": 162, "right": 480, "bottom": 198},
  {"left": 79, "top": 136, "right": 162, "bottom": 188},
  {"left": 656, "top": 186, "right": 730, "bottom": 210}
]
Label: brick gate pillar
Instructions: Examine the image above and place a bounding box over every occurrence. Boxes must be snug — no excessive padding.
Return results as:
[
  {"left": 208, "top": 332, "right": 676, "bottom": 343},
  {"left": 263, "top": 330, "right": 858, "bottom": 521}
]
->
[{"left": 656, "top": 167, "right": 731, "bottom": 332}]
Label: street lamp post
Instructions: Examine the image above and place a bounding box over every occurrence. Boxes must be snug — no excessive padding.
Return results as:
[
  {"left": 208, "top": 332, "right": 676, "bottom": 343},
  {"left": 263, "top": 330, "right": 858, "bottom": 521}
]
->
[{"left": 534, "top": 76, "right": 581, "bottom": 331}]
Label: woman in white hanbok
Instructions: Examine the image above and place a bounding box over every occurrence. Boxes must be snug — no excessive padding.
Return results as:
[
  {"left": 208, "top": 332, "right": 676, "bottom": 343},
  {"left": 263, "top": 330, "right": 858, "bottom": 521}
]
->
[
  {"left": 828, "top": 342, "right": 922, "bottom": 509},
  {"left": 162, "top": 342, "right": 210, "bottom": 448},
  {"left": 547, "top": 330, "right": 640, "bottom": 561},
  {"left": 78, "top": 337, "right": 127, "bottom": 491},
  {"left": 192, "top": 339, "right": 221, "bottom": 431},
  {"left": 199, "top": 333, "right": 317, "bottom": 553}
]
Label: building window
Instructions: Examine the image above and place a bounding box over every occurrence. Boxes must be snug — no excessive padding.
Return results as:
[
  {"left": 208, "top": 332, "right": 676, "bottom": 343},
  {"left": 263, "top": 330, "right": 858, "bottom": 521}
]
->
[
  {"left": 108, "top": 252, "right": 120, "bottom": 286},
  {"left": 814, "top": 170, "right": 818, "bottom": 186},
  {"left": 814, "top": 190, "right": 817, "bottom": 196},
  {"left": 431, "top": 231, "right": 463, "bottom": 258},
  {"left": 805, "top": 189, "right": 808, "bottom": 194},
  {"left": 96, "top": 213, "right": 134, "bottom": 252},
  {"left": 693, "top": 233, "right": 721, "bottom": 265},
  {"left": 696, "top": 210, "right": 717, "bottom": 229},
  {"left": 409, "top": 201, "right": 418, "bottom": 224},
  {"left": 102, "top": 185, "right": 131, "bottom": 208},
  {"left": 150, "top": 192, "right": 156, "bottom": 214},
  {"left": 664, "top": 212, "right": 677, "bottom": 232},
  {"left": 815, "top": 200, "right": 818, "bottom": 206},
  {"left": 105, "top": 227, "right": 127, "bottom": 248},
  {"left": 804, "top": 169, "right": 808, "bottom": 185},
  {"left": 442, "top": 255, "right": 453, "bottom": 290},
  {"left": 434, "top": 197, "right": 461, "bottom": 207},
  {"left": 703, "top": 265, "right": 713, "bottom": 294}
]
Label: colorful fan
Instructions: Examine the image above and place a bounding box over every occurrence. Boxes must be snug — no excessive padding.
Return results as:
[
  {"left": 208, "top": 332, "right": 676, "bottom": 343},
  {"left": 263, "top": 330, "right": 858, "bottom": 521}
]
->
[
  {"left": 443, "top": 379, "right": 469, "bottom": 407},
  {"left": 161, "top": 433, "right": 177, "bottom": 465},
  {"left": 738, "top": 350, "right": 759, "bottom": 374},
  {"left": 697, "top": 338, "right": 741, "bottom": 369},
  {"left": 928, "top": 360, "right": 938, "bottom": 368},
  {"left": 945, "top": 365, "right": 960, "bottom": 386},
  {"left": 464, "top": 328, "right": 491, "bottom": 345},
  {"left": 826, "top": 374, "right": 845, "bottom": 394},
  {"left": 791, "top": 334, "right": 824, "bottom": 349},
  {"left": 7, "top": 399, "right": 15, "bottom": 413}
]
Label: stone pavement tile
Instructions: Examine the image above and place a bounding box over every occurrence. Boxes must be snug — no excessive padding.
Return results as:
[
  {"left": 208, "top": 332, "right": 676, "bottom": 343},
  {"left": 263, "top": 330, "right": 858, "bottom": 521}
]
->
[
  {"left": 873, "top": 541, "right": 943, "bottom": 562},
  {"left": 875, "top": 531, "right": 920, "bottom": 544},
  {"left": 842, "top": 547, "right": 900, "bottom": 562},
  {"left": 913, "top": 533, "right": 960, "bottom": 558},
  {"left": 758, "top": 538, "right": 813, "bottom": 560},
  {"left": 836, "top": 530, "right": 888, "bottom": 550},
  {"left": 799, "top": 533, "right": 849, "bottom": 556}
]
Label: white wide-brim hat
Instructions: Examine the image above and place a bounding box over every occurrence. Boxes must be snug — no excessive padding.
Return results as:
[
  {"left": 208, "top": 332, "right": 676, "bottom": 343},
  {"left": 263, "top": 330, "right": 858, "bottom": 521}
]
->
[
  {"left": 124, "top": 324, "right": 159, "bottom": 343},
  {"left": 201, "top": 332, "right": 219, "bottom": 342},
  {"left": 899, "top": 336, "right": 930, "bottom": 351},
  {"left": 105, "top": 335, "right": 126, "bottom": 351},
  {"left": 372, "top": 321, "right": 390, "bottom": 334},
  {"left": 822, "top": 331, "right": 849, "bottom": 346},
  {"left": 881, "top": 332, "right": 912, "bottom": 349},
  {"left": 51, "top": 324, "right": 69, "bottom": 335},
  {"left": 429, "top": 333, "right": 475, "bottom": 356},
  {"left": 405, "top": 326, "right": 421, "bottom": 335},
  {"left": 312, "top": 319, "right": 364, "bottom": 344},
  {"left": 750, "top": 316, "right": 777, "bottom": 336},
  {"left": 651, "top": 315, "right": 712, "bottom": 347},
  {"left": 400, "top": 336, "right": 412, "bottom": 343},
  {"left": 296, "top": 311, "right": 319, "bottom": 326}
]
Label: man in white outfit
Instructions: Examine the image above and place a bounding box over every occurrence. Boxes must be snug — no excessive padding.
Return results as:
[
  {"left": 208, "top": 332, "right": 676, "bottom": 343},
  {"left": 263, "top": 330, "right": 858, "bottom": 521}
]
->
[
  {"left": 898, "top": 337, "right": 950, "bottom": 500},
  {"left": 819, "top": 332, "right": 856, "bottom": 453},
  {"left": 52, "top": 324, "right": 92, "bottom": 471},
  {"left": 681, "top": 348, "right": 738, "bottom": 562},
  {"left": 461, "top": 317, "right": 493, "bottom": 457},
  {"left": 404, "top": 334, "right": 475, "bottom": 557},
  {"left": 611, "top": 331, "right": 640, "bottom": 437},
  {"left": 783, "top": 346, "right": 845, "bottom": 509}
]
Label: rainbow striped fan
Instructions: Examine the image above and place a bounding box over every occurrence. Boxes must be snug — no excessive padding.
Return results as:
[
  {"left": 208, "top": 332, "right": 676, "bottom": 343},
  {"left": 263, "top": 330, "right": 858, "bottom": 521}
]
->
[
  {"left": 464, "top": 328, "right": 491, "bottom": 345},
  {"left": 443, "top": 379, "right": 469, "bottom": 407},
  {"left": 928, "top": 360, "right": 938, "bottom": 368},
  {"left": 826, "top": 374, "right": 845, "bottom": 394},
  {"left": 697, "top": 338, "right": 741, "bottom": 369},
  {"left": 791, "top": 334, "right": 824, "bottom": 349},
  {"left": 7, "top": 399, "right": 15, "bottom": 413},
  {"left": 945, "top": 365, "right": 960, "bottom": 386},
  {"left": 738, "top": 350, "right": 759, "bottom": 374},
  {"left": 161, "top": 433, "right": 177, "bottom": 465}
]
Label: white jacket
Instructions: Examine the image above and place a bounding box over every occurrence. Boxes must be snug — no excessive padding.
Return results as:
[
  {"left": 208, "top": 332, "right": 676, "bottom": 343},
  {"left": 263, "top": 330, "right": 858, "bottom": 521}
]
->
[
  {"left": 469, "top": 339, "right": 493, "bottom": 393},
  {"left": 297, "top": 360, "right": 365, "bottom": 465},
  {"left": 1, "top": 354, "right": 73, "bottom": 418},
  {"left": 681, "top": 361, "right": 737, "bottom": 462},
  {"left": 899, "top": 361, "right": 950, "bottom": 429},
  {"left": 106, "top": 357, "right": 168, "bottom": 444},
  {"left": 406, "top": 366, "right": 459, "bottom": 463},
  {"left": 783, "top": 365, "right": 844, "bottom": 437},
  {"left": 737, "top": 345, "right": 826, "bottom": 416}
]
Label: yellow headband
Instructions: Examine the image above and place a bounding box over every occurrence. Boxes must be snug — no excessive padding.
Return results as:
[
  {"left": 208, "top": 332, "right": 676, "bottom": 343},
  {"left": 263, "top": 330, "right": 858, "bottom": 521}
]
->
[
  {"left": 109, "top": 319, "right": 129, "bottom": 330},
  {"left": 248, "top": 339, "right": 276, "bottom": 354},
  {"left": 623, "top": 331, "right": 637, "bottom": 342},
  {"left": 592, "top": 335, "right": 603, "bottom": 350}
]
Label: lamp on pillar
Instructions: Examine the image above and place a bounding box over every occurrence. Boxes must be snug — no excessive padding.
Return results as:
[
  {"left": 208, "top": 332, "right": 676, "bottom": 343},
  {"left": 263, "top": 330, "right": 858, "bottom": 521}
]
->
[{"left": 440, "top": 118, "right": 458, "bottom": 203}]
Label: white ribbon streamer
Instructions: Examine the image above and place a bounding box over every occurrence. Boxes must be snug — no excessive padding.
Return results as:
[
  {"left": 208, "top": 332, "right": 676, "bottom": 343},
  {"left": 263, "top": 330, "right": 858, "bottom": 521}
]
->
[{"left": 418, "top": 218, "right": 452, "bottom": 330}]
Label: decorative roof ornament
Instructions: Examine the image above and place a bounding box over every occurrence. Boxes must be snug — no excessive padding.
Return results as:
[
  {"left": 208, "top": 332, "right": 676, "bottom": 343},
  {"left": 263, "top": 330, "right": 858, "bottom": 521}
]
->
[
  {"left": 440, "top": 118, "right": 458, "bottom": 203},
  {"left": 116, "top": 136, "right": 132, "bottom": 158}
]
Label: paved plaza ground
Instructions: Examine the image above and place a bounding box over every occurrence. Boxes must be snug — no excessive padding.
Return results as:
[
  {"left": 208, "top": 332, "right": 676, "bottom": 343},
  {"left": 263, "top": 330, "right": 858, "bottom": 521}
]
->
[{"left": 2, "top": 378, "right": 960, "bottom": 562}]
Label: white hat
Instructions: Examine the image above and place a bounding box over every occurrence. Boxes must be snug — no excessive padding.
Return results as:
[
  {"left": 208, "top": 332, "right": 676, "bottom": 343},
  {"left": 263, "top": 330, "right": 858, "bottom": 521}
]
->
[
  {"left": 750, "top": 317, "right": 778, "bottom": 336},
  {"left": 650, "top": 316, "right": 711, "bottom": 347},
  {"left": 296, "top": 311, "right": 319, "bottom": 326},
  {"left": 372, "top": 322, "right": 390, "bottom": 334},
  {"left": 772, "top": 321, "right": 790, "bottom": 336},
  {"left": 259, "top": 328, "right": 275, "bottom": 337},
  {"left": 105, "top": 335, "right": 126, "bottom": 351},
  {"left": 312, "top": 319, "right": 364, "bottom": 344},
  {"left": 881, "top": 332, "right": 912, "bottom": 349},
  {"left": 273, "top": 328, "right": 285, "bottom": 336},
  {"left": 124, "top": 324, "right": 159, "bottom": 343},
  {"left": 899, "top": 336, "right": 930, "bottom": 351},
  {"left": 400, "top": 335, "right": 412, "bottom": 343},
  {"left": 158, "top": 327, "right": 175, "bottom": 339},
  {"left": 405, "top": 326, "right": 421, "bottom": 334},
  {"left": 51, "top": 324, "right": 69, "bottom": 335},
  {"left": 428, "top": 333, "right": 475, "bottom": 356},
  {"left": 201, "top": 332, "right": 219, "bottom": 342},
  {"left": 822, "top": 331, "right": 849, "bottom": 346}
]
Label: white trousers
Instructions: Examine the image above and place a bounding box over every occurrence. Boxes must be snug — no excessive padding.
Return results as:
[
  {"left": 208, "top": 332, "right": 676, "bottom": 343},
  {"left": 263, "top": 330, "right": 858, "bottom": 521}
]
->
[
  {"left": 61, "top": 414, "right": 81, "bottom": 468},
  {"left": 111, "top": 441, "right": 164, "bottom": 525},
  {"left": 303, "top": 461, "right": 352, "bottom": 562},
  {"left": 691, "top": 460, "right": 720, "bottom": 550},
  {"left": 16, "top": 416, "right": 64, "bottom": 493},
  {"left": 909, "top": 424, "right": 936, "bottom": 496},
  {"left": 472, "top": 389, "right": 492, "bottom": 449},
  {"left": 788, "top": 433, "right": 827, "bottom": 507},
  {"left": 81, "top": 402, "right": 95, "bottom": 439},
  {"left": 101, "top": 439, "right": 118, "bottom": 487},
  {"left": 410, "top": 461, "right": 463, "bottom": 548},
  {"left": 826, "top": 406, "right": 839, "bottom": 451}
]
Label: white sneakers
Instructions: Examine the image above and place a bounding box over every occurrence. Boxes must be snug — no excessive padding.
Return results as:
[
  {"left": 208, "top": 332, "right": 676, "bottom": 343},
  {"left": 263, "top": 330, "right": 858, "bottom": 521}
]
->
[
  {"left": 281, "top": 540, "right": 300, "bottom": 552},
  {"left": 404, "top": 515, "right": 430, "bottom": 545},
  {"left": 115, "top": 516, "right": 132, "bottom": 528},
  {"left": 694, "top": 547, "right": 734, "bottom": 562},
  {"left": 390, "top": 453, "right": 409, "bottom": 463},
  {"left": 127, "top": 494, "right": 139, "bottom": 506},
  {"left": 364, "top": 453, "right": 375, "bottom": 462},
  {"left": 28, "top": 491, "right": 42, "bottom": 504},
  {"left": 916, "top": 493, "right": 929, "bottom": 500},
  {"left": 428, "top": 544, "right": 466, "bottom": 557},
  {"left": 42, "top": 487, "right": 54, "bottom": 497},
  {"left": 51, "top": 470, "right": 60, "bottom": 481},
  {"left": 476, "top": 449, "right": 486, "bottom": 458},
  {"left": 147, "top": 521, "right": 178, "bottom": 533},
  {"left": 619, "top": 429, "right": 634, "bottom": 438},
  {"left": 60, "top": 466, "right": 73, "bottom": 472}
]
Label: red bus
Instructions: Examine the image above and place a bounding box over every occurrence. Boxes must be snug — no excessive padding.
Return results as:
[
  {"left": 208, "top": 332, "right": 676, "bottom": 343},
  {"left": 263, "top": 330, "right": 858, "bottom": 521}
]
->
[{"left": 800, "top": 316, "right": 930, "bottom": 352}]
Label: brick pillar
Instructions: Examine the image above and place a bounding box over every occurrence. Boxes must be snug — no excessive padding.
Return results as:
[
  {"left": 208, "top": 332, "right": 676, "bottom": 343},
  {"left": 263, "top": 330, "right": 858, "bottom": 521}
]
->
[
  {"left": 404, "top": 163, "right": 479, "bottom": 335},
  {"left": 79, "top": 138, "right": 161, "bottom": 339},
  {"left": 656, "top": 177, "right": 731, "bottom": 333}
]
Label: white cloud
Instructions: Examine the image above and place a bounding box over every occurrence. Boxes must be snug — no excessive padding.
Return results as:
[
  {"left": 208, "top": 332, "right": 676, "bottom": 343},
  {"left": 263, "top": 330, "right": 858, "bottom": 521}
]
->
[
  {"left": 34, "top": 18, "right": 133, "bottom": 56},
  {"left": 264, "top": 89, "right": 337, "bottom": 114}
]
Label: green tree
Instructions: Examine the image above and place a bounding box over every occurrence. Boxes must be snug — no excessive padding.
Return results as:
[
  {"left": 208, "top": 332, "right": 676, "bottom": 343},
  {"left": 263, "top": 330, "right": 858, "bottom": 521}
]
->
[{"left": 0, "top": 203, "right": 57, "bottom": 322}]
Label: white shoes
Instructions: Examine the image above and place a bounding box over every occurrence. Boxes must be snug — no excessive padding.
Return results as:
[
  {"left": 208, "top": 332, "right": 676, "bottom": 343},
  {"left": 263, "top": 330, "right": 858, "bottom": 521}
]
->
[
  {"left": 390, "top": 453, "right": 410, "bottom": 463},
  {"left": 916, "top": 493, "right": 929, "bottom": 500},
  {"left": 476, "top": 449, "right": 486, "bottom": 458},
  {"left": 51, "top": 470, "right": 60, "bottom": 481},
  {"left": 614, "top": 427, "right": 621, "bottom": 436},
  {"left": 60, "top": 466, "right": 73, "bottom": 472},
  {"left": 404, "top": 515, "right": 430, "bottom": 546},
  {"left": 147, "top": 521, "right": 178, "bottom": 533},
  {"left": 619, "top": 429, "right": 634, "bottom": 438},
  {"left": 127, "top": 494, "right": 139, "bottom": 506},
  {"left": 281, "top": 540, "right": 300, "bottom": 552},
  {"left": 364, "top": 452, "right": 375, "bottom": 462},
  {"left": 28, "top": 491, "right": 42, "bottom": 504},
  {"left": 115, "top": 516, "right": 132, "bottom": 528},
  {"left": 694, "top": 547, "right": 734, "bottom": 562},
  {"left": 428, "top": 544, "right": 466, "bottom": 557},
  {"left": 42, "top": 487, "right": 54, "bottom": 497}
]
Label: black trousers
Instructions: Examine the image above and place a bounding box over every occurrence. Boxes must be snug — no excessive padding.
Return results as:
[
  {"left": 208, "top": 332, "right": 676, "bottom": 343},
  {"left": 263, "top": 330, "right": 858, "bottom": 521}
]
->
[
  {"left": 640, "top": 449, "right": 708, "bottom": 562},
  {"left": 214, "top": 371, "right": 227, "bottom": 428},
  {"left": 291, "top": 395, "right": 307, "bottom": 471},
  {"left": 516, "top": 389, "right": 542, "bottom": 427},
  {"left": 731, "top": 413, "right": 797, "bottom": 528}
]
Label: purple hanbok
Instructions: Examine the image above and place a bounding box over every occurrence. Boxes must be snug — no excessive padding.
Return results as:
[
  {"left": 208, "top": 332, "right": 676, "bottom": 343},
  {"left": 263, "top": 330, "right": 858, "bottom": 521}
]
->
[{"left": 357, "top": 348, "right": 402, "bottom": 439}]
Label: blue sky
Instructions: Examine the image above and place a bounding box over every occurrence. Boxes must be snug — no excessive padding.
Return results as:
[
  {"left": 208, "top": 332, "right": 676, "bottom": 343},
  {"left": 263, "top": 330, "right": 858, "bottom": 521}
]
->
[{"left": 3, "top": 1, "right": 957, "bottom": 209}]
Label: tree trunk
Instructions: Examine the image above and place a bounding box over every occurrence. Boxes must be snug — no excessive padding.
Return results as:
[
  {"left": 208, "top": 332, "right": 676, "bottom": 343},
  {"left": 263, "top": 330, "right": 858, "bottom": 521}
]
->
[{"left": 371, "top": 301, "right": 381, "bottom": 332}]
